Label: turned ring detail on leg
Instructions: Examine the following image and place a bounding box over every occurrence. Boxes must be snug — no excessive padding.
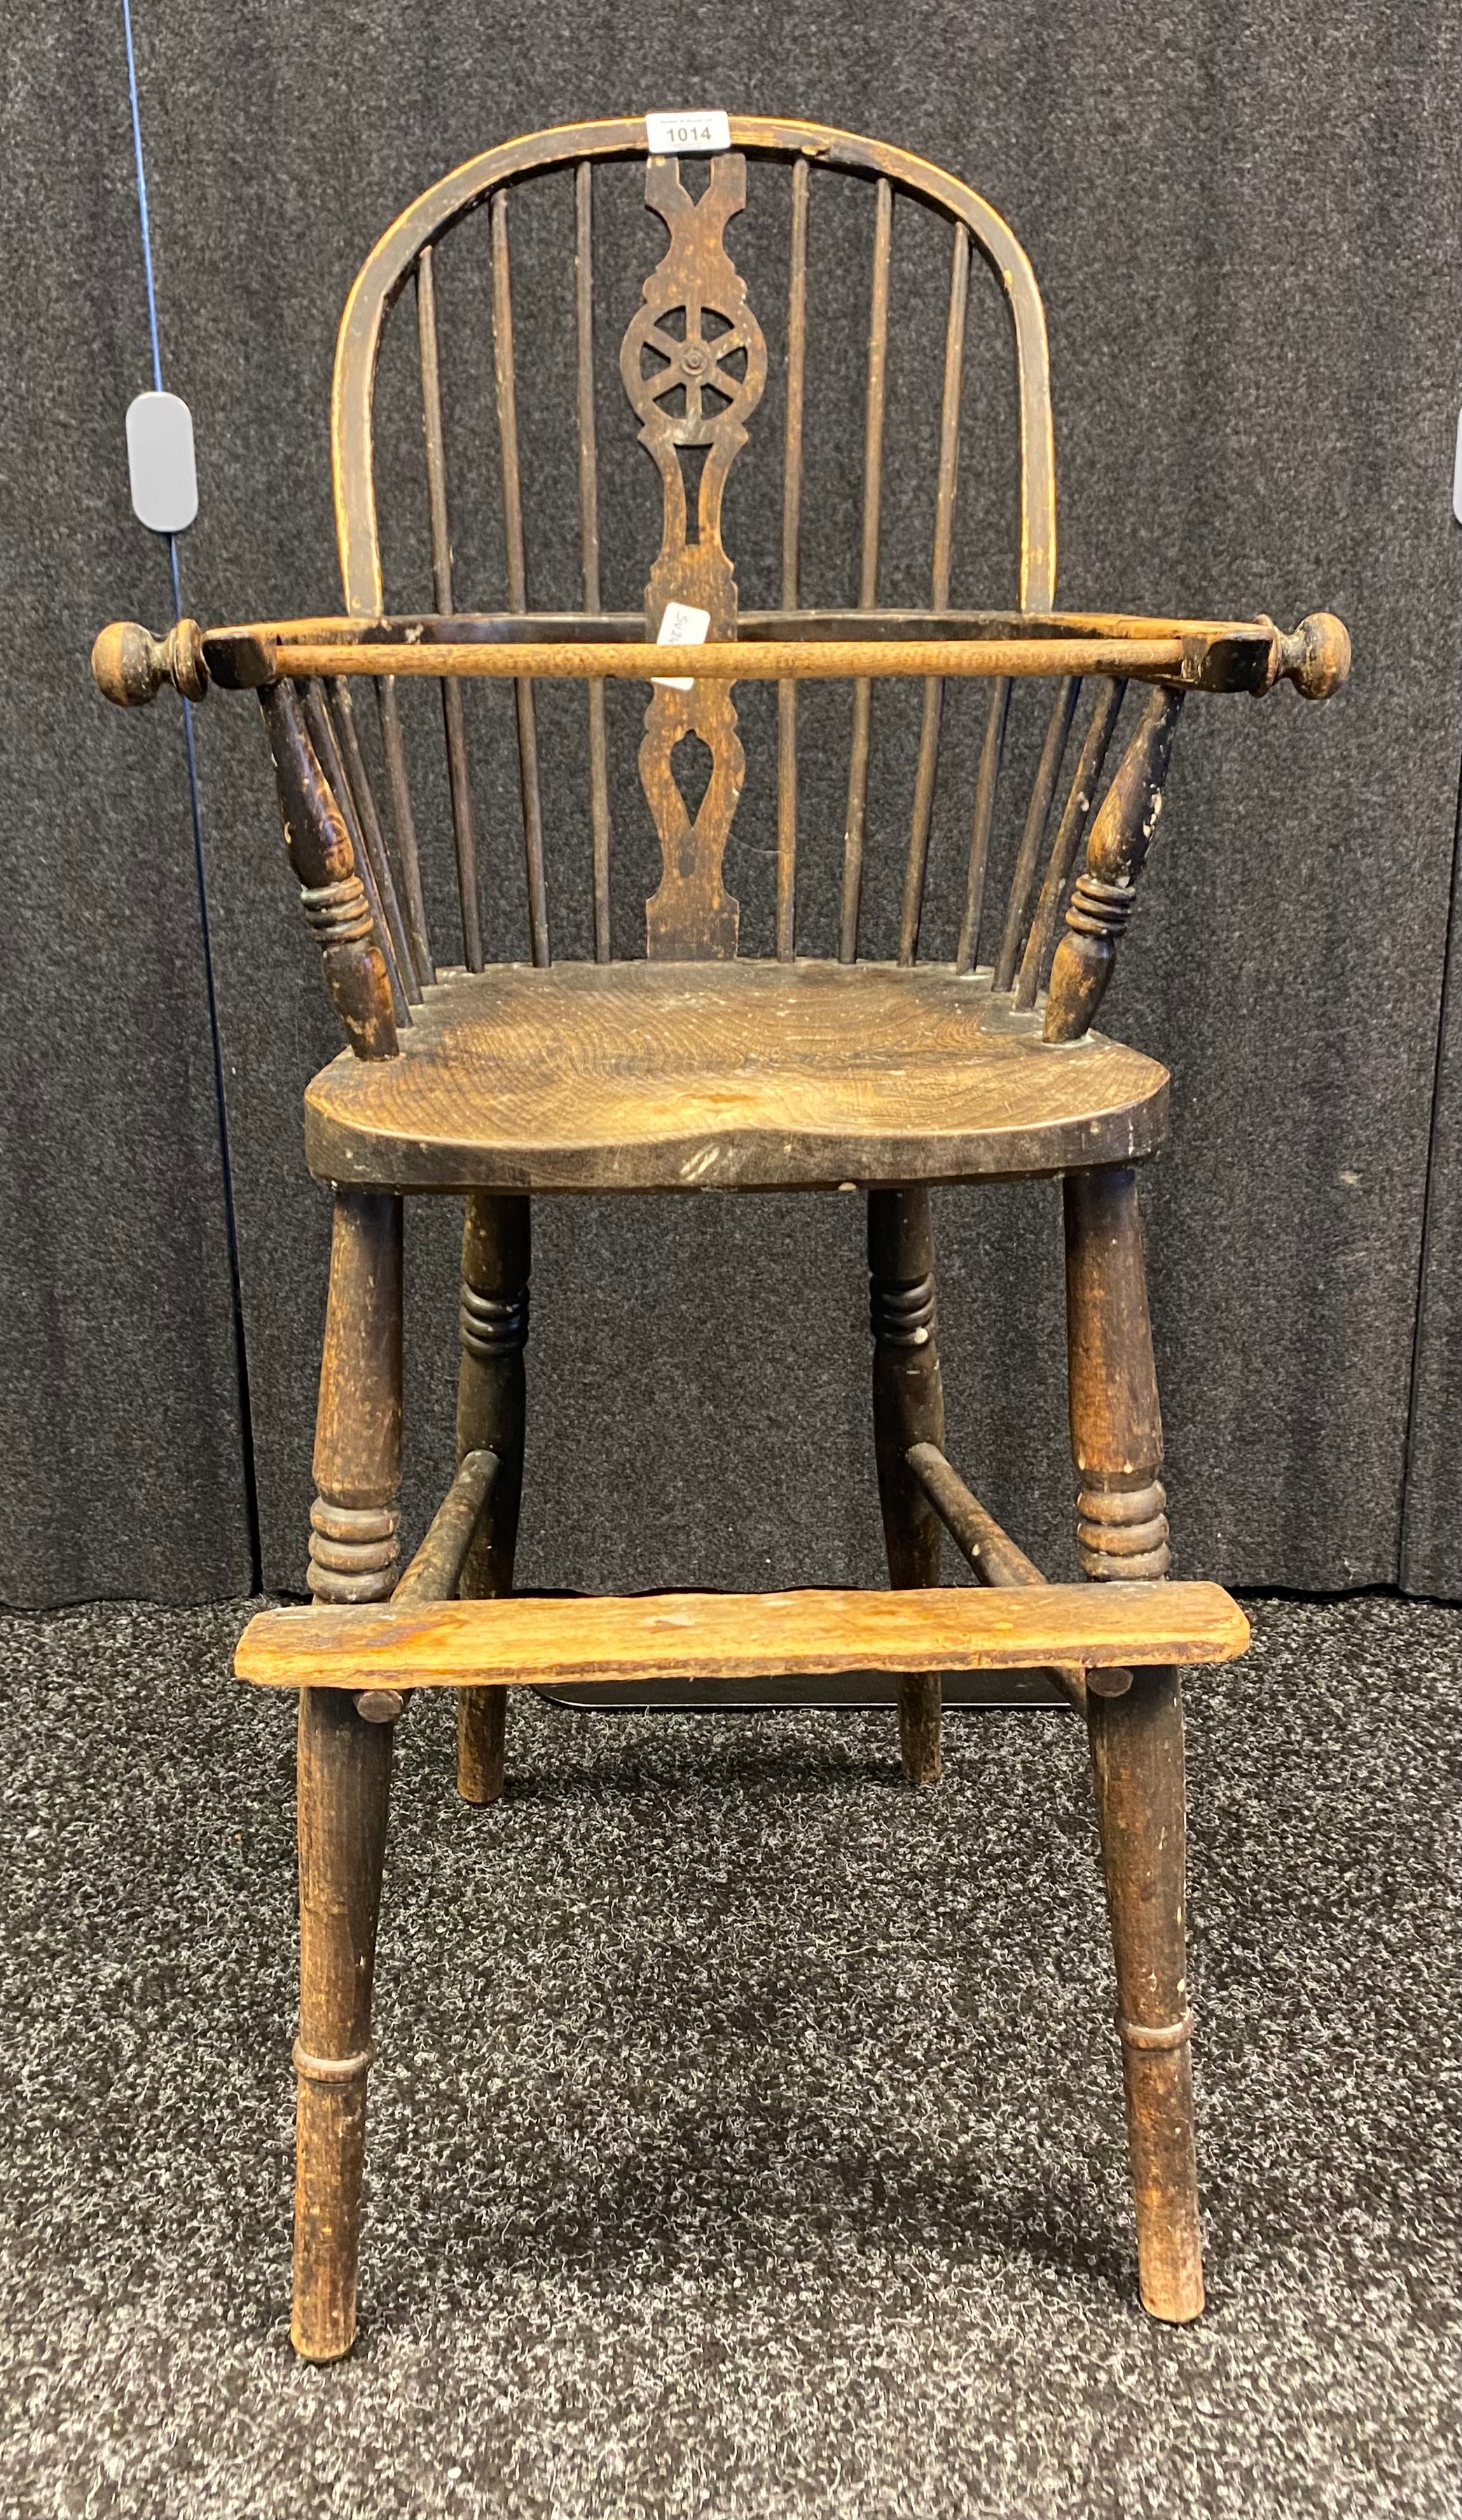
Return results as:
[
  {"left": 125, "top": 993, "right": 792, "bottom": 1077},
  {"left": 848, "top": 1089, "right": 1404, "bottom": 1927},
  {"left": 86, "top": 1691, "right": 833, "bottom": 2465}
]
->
[
  {"left": 1117, "top": 2009, "right": 1195, "bottom": 2053},
  {"left": 293, "top": 2038, "right": 376, "bottom": 2085}
]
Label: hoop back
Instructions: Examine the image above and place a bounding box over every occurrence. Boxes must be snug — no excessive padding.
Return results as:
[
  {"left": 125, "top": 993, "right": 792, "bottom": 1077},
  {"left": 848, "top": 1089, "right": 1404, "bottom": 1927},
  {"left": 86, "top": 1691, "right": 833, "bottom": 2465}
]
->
[{"left": 330, "top": 117, "right": 1058, "bottom": 969}]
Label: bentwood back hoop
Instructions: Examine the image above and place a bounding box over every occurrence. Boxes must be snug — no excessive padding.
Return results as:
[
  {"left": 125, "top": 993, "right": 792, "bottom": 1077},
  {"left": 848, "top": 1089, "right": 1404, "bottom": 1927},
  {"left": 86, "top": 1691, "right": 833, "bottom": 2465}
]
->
[{"left": 94, "top": 113, "right": 1349, "bottom": 2365}]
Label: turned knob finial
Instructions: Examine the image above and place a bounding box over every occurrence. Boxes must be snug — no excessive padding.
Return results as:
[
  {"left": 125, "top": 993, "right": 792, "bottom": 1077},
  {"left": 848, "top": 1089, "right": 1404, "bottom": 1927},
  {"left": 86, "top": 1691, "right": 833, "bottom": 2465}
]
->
[
  {"left": 1262, "top": 610, "right": 1351, "bottom": 701},
  {"left": 91, "top": 616, "right": 209, "bottom": 706}
]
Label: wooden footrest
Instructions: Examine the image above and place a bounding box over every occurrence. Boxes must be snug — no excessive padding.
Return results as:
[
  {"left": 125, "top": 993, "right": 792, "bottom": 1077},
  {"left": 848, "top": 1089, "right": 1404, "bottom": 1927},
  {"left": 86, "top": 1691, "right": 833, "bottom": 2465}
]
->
[{"left": 235, "top": 1581, "right": 1248, "bottom": 1694}]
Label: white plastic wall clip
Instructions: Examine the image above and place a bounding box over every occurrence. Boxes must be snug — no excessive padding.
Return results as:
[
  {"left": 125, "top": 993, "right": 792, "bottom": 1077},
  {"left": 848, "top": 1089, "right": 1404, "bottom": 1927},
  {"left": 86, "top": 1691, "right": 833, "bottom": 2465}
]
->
[{"left": 125, "top": 389, "right": 198, "bottom": 534}]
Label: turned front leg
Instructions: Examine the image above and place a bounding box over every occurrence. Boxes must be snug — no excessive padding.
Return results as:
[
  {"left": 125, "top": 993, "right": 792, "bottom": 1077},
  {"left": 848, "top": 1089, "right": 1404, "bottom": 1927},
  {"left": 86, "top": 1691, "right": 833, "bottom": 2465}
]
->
[
  {"left": 1064, "top": 1163, "right": 1202, "bottom": 2321},
  {"left": 296, "top": 1188, "right": 403, "bottom": 2360},
  {"left": 868, "top": 1188, "right": 946, "bottom": 1786},
  {"left": 1087, "top": 1666, "right": 1201, "bottom": 2321},
  {"left": 294, "top": 1689, "right": 394, "bottom": 2360},
  {"left": 454, "top": 1193, "right": 530, "bottom": 1804}
]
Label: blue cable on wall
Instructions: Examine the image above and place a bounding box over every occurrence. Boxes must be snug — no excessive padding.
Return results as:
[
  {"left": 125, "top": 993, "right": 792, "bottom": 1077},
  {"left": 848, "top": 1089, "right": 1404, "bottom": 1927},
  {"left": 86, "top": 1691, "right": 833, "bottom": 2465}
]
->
[{"left": 121, "top": 0, "right": 261, "bottom": 1584}]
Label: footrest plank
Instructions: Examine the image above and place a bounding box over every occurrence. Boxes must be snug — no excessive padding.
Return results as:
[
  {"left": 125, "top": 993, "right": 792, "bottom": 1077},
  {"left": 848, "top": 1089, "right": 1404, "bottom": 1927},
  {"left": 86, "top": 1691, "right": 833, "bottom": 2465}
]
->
[{"left": 236, "top": 1581, "right": 1248, "bottom": 1694}]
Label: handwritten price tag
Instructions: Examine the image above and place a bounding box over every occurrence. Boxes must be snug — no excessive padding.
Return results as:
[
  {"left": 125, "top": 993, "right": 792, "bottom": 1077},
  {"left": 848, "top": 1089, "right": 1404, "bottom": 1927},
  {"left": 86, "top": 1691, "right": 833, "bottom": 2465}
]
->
[
  {"left": 652, "top": 601, "right": 712, "bottom": 689},
  {"left": 645, "top": 110, "right": 731, "bottom": 155}
]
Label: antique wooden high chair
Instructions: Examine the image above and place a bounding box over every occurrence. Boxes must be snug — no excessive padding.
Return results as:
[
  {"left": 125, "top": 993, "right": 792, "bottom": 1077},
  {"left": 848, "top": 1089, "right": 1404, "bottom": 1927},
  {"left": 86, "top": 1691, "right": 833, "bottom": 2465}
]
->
[{"left": 94, "top": 114, "right": 1349, "bottom": 2362}]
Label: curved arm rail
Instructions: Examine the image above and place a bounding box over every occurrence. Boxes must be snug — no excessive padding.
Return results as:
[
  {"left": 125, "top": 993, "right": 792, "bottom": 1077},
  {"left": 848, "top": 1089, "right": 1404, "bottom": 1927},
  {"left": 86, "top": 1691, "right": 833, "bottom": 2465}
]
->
[
  {"left": 88, "top": 597, "right": 1352, "bottom": 1068},
  {"left": 92, "top": 607, "right": 1351, "bottom": 708}
]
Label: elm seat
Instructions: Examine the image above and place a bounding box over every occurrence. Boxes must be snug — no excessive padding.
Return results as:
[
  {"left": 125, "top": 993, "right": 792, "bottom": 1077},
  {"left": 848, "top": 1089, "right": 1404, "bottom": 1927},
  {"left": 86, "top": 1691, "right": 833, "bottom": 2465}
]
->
[{"left": 303, "top": 959, "right": 1169, "bottom": 1193}]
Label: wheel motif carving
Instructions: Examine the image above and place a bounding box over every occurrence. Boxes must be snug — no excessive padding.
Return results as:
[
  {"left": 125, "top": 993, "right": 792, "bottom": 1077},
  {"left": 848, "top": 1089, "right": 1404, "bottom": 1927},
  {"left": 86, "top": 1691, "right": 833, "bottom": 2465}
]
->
[{"left": 620, "top": 154, "right": 767, "bottom": 958}]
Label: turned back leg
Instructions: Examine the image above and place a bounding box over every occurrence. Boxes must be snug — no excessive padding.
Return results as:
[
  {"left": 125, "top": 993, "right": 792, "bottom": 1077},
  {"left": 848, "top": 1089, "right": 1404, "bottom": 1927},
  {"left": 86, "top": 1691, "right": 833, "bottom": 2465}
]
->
[
  {"left": 1064, "top": 1163, "right": 1203, "bottom": 2321},
  {"left": 868, "top": 1187, "right": 946, "bottom": 1787},
  {"left": 455, "top": 1192, "right": 530, "bottom": 1804},
  {"left": 296, "top": 1187, "right": 403, "bottom": 2360}
]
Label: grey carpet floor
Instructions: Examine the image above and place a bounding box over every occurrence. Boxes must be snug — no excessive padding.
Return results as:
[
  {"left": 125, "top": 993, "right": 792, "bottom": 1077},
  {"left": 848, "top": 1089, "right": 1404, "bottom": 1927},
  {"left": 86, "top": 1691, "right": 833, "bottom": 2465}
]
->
[{"left": 0, "top": 1595, "right": 1457, "bottom": 2520}]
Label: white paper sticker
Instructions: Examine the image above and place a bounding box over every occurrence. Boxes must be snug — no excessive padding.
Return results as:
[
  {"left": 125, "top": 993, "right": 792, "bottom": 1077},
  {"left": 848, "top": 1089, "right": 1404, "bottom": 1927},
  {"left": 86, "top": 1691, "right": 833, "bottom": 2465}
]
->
[
  {"left": 652, "top": 601, "right": 711, "bottom": 689},
  {"left": 645, "top": 110, "right": 731, "bottom": 155}
]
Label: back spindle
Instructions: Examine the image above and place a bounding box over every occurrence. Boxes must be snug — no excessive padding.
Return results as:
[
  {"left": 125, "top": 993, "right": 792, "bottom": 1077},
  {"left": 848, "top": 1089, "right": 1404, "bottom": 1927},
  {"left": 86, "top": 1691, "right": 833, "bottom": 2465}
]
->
[
  {"left": 372, "top": 680, "right": 434, "bottom": 987},
  {"left": 1043, "top": 686, "right": 1186, "bottom": 1043},
  {"left": 1014, "top": 675, "right": 1127, "bottom": 1010},
  {"left": 899, "top": 220, "right": 971, "bottom": 966},
  {"left": 416, "top": 244, "right": 484, "bottom": 971},
  {"left": 575, "top": 162, "right": 612, "bottom": 961},
  {"left": 994, "top": 675, "right": 1080, "bottom": 991},
  {"left": 954, "top": 675, "right": 1012, "bottom": 974},
  {"left": 491, "top": 188, "right": 551, "bottom": 967},
  {"left": 839, "top": 175, "right": 892, "bottom": 963},
  {"left": 327, "top": 677, "right": 422, "bottom": 1005},
  {"left": 776, "top": 155, "right": 809, "bottom": 962}
]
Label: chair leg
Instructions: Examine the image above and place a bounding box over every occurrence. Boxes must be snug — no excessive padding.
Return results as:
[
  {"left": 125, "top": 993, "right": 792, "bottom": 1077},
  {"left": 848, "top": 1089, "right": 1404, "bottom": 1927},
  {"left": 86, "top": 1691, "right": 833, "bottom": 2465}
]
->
[
  {"left": 868, "top": 1186, "right": 946, "bottom": 1786},
  {"left": 454, "top": 1192, "right": 530, "bottom": 1805},
  {"left": 294, "top": 1689, "right": 394, "bottom": 2360},
  {"left": 295, "top": 1188, "right": 403, "bottom": 2361},
  {"left": 1064, "top": 1163, "right": 1204, "bottom": 2322}
]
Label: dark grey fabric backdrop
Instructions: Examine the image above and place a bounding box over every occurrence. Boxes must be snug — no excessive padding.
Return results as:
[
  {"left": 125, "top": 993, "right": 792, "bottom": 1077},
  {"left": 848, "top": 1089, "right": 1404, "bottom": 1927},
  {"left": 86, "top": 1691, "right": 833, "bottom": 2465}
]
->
[
  {"left": 0, "top": 15, "right": 254, "bottom": 1605},
  {"left": 1, "top": 1, "right": 1457, "bottom": 1606},
  {"left": 1402, "top": 805, "right": 1461, "bottom": 1598}
]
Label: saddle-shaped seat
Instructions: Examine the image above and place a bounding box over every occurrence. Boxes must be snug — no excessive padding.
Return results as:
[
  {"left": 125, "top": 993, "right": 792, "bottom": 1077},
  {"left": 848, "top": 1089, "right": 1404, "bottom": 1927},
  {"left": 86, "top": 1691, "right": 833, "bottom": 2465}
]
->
[{"left": 303, "top": 959, "right": 1168, "bottom": 1193}]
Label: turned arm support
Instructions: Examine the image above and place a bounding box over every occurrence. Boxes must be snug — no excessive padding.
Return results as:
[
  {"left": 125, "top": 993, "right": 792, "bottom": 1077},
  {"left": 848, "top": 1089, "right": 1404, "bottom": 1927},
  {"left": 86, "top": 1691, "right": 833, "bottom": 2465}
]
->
[
  {"left": 90, "top": 602, "right": 1349, "bottom": 1064},
  {"left": 1042, "top": 686, "right": 1185, "bottom": 1044},
  {"left": 90, "top": 618, "right": 398, "bottom": 1060},
  {"left": 260, "top": 679, "right": 399, "bottom": 1060},
  {"left": 1037, "top": 612, "right": 1348, "bottom": 1043}
]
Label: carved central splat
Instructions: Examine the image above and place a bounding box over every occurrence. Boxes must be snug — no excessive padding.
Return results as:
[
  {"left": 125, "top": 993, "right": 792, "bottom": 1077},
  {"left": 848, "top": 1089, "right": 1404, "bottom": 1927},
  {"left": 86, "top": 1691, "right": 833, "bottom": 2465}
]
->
[{"left": 620, "top": 153, "right": 767, "bottom": 957}]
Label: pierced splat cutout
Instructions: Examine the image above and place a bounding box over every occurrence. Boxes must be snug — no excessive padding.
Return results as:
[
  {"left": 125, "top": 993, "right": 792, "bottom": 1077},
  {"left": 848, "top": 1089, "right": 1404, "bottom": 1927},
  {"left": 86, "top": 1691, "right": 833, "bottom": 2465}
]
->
[
  {"left": 620, "top": 153, "right": 767, "bottom": 957},
  {"left": 670, "top": 728, "right": 716, "bottom": 844}
]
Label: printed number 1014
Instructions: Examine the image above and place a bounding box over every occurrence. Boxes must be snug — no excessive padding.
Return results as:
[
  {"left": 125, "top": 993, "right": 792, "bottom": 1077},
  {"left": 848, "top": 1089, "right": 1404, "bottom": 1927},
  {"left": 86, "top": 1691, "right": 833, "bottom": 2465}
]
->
[{"left": 645, "top": 111, "right": 731, "bottom": 153}]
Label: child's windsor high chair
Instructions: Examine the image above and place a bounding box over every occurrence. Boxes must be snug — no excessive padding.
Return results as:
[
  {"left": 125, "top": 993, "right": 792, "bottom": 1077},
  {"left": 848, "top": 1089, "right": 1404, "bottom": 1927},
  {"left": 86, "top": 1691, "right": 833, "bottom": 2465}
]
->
[{"left": 95, "top": 113, "right": 1349, "bottom": 2362}]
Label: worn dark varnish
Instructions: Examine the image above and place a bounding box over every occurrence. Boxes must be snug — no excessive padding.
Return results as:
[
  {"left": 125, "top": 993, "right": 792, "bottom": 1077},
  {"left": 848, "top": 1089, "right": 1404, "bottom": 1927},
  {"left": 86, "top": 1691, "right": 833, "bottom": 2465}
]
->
[
  {"left": 299, "top": 960, "right": 1171, "bottom": 1196},
  {"left": 1064, "top": 1163, "right": 1200, "bottom": 2320},
  {"left": 258, "top": 681, "right": 399, "bottom": 1062},
  {"left": 904, "top": 1439, "right": 1088, "bottom": 1716},
  {"left": 455, "top": 1193, "right": 530, "bottom": 1806},
  {"left": 240, "top": 1583, "right": 1248, "bottom": 1690},
  {"left": 1044, "top": 688, "right": 1186, "bottom": 1047},
  {"left": 623, "top": 153, "right": 768, "bottom": 960},
  {"left": 868, "top": 1189, "right": 946, "bottom": 1787},
  {"left": 90, "top": 116, "right": 1351, "bottom": 2358},
  {"left": 294, "top": 1188, "right": 402, "bottom": 2361},
  {"left": 394, "top": 1447, "right": 499, "bottom": 1606}
]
